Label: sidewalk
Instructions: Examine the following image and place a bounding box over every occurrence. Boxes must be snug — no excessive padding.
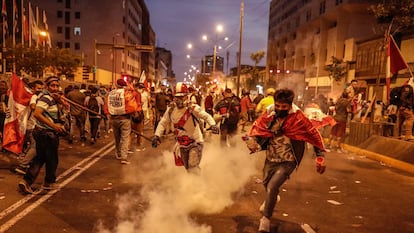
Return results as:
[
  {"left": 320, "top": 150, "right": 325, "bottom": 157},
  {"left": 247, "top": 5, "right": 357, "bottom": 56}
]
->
[{"left": 343, "top": 135, "right": 414, "bottom": 174}]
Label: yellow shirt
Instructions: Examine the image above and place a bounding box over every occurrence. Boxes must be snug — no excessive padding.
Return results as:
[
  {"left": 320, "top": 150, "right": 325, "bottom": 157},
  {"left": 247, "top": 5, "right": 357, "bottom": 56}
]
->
[{"left": 256, "top": 96, "right": 274, "bottom": 113}]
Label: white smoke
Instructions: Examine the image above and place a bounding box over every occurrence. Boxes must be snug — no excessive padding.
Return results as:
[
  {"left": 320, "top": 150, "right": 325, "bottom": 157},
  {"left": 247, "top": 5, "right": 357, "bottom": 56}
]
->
[{"left": 96, "top": 137, "right": 258, "bottom": 233}]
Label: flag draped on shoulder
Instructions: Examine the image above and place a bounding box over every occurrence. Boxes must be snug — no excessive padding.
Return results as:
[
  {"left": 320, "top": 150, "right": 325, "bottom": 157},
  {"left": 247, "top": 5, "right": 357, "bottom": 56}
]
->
[
  {"left": 2, "top": 73, "right": 33, "bottom": 154},
  {"left": 386, "top": 35, "right": 408, "bottom": 102}
]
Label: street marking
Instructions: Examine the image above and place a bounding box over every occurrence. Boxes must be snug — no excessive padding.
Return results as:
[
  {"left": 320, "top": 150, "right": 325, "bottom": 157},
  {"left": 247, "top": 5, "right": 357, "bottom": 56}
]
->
[{"left": 0, "top": 142, "right": 114, "bottom": 232}]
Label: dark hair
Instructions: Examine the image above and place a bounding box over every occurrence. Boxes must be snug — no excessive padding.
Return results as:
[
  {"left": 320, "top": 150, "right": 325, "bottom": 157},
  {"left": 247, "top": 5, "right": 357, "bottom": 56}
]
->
[
  {"left": 116, "top": 79, "right": 127, "bottom": 87},
  {"left": 274, "top": 89, "right": 294, "bottom": 104},
  {"left": 341, "top": 92, "right": 349, "bottom": 99},
  {"left": 351, "top": 79, "right": 358, "bottom": 83}
]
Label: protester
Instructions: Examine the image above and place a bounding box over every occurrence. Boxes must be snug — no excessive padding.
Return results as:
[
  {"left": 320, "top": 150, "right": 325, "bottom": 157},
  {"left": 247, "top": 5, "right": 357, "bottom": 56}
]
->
[
  {"left": 18, "top": 76, "right": 67, "bottom": 194},
  {"left": 151, "top": 82, "right": 219, "bottom": 174},
  {"left": 130, "top": 83, "right": 145, "bottom": 152},
  {"left": 396, "top": 84, "right": 414, "bottom": 140},
  {"left": 0, "top": 80, "right": 9, "bottom": 143},
  {"left": 239, "top": 89, "right": 253, "bottom": 132},
  {"left": 138, "top": 83, "right": 151, "bottom": 127},
  {"left": 66, "top": 85, "right": 86, "bottom": 142},
  {"left": 14, "top": 80, "right": 44, "bottom": 175},
  {"left": 214, "top": 88, "right": 241, "bottom": 147},
  {"left": 154, "top": 85, "right": 168, "bottom": 132},
  {"left": 326, "top": 92, "right": 351, "bottom": 152},
  {"left": 255, "top": 88, "right": 275, "bottom": 116},
  {"left": 245, "top": 88, "right": 326, "bottom": 232},
  {"left": 84, "top": 86, "right": 104, "bottom": 144},
  {"left": 105, "top": 79, "right": 141, "bottom": 164},
  {"left": 204, "top": 90, "right": 214, "bottom": 117}
]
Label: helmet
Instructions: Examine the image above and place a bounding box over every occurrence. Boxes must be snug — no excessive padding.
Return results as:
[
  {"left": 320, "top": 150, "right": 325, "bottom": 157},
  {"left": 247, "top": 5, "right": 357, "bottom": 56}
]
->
[
  {"left": 266, "top": 88, "right": 275, "bottom": 96},
  {"left": 174, "top": 82, "right": 189, "bottom": 96}
]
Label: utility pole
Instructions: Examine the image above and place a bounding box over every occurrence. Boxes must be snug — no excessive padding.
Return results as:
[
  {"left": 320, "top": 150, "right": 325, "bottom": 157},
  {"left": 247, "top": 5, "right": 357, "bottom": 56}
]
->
[{"left": 236, "top": 0, "right": 244, "bottom": 96}]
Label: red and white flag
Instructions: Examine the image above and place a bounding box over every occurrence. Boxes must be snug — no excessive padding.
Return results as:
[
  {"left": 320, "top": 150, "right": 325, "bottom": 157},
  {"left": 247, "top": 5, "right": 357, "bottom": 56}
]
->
[
  {"left": 2, "top": 73, "right": 33, "bottom": 154},
  {"left": 386, "top": 35, "right": 408, "bottom": 102},
  {"left": 139, "top": 70, "right": 149, "bottom": 89}
]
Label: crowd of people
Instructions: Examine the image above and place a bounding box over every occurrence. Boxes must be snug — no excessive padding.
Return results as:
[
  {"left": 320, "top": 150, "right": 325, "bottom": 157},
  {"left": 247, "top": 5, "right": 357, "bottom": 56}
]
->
[{"left": 1, "top": 74, "right": 413, "bottom": 233}]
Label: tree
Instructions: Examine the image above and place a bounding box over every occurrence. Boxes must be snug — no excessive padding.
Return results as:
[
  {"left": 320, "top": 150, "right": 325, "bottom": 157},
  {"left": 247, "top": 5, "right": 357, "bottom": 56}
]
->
[
  {"left": 3, "top": 45, "right": 81, "bottom": 78},
  {"left": 248, "top": 50, "right": 266, "bottom": 90},
  {"left": 324, "top": 56, "right": 347, "bottom": 82},
  {"left": 368, "top": 0, "right": 414, "bottom": 34}
]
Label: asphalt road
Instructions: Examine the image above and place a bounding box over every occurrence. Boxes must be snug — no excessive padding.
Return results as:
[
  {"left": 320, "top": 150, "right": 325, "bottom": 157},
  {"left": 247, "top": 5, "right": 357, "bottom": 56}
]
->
[{"left": 1, "top": 127, "right": 414, "bottom": 233}]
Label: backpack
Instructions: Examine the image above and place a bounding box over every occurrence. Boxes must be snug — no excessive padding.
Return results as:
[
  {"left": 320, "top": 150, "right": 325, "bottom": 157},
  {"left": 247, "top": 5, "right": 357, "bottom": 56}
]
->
[
  {"left": 225, "top": 97, "right": 241, "bottom": 125},
  {"left": 191, "top": 93, "right": 202, "bottom": 105},
  {"left": 88, "top": 96, "right": 100, "bottom": 116}
]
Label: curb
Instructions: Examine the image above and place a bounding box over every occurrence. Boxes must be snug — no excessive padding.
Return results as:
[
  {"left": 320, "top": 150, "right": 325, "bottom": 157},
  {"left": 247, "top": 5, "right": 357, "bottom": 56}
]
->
[{"left": 343, "top": 144, "right": 414, "bottom": 174}]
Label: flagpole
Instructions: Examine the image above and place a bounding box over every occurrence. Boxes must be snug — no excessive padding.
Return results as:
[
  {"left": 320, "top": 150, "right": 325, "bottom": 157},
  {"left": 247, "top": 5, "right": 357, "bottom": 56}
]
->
[
  {"left": 12, "top": 0, "right": 16, "bottom": 73},
  {"left": 21, "top": 0, "right": 24, "bottom": 46},
  {"left": 2, "top": 0, "right": 7, "bottom": 75},
  {"left": 28, "top": 1, "right": 31, "bottom": 47}
]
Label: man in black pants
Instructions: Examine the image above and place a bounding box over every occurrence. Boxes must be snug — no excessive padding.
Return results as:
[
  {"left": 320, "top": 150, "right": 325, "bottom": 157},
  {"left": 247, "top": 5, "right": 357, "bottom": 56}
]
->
[{"left": 18, "top": 76, "right": 67, "bottom": 194}]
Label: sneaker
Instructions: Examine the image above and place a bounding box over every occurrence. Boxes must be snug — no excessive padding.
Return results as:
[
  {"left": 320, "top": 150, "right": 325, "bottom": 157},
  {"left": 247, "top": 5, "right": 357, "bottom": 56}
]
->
[
  {"left": 115, "top": 154, "right": 122, "bottom": 160},
  {"left": 128, "top": 150, "right": 134, "bottom": 154},
  {"left": 14, "top": 166, "right": 28, "bottom": 175},
  {"left": 120, "top": 159, "right": 130, "bottom": 165},
  {"left": 90, "top": 138, "right": 96, "bottom": 145},
  {"left": 18, "top": 180, "right": 33, "bottom": 194},
  {"left": 43, "top": 182, "right": 60, "bottom": 190},
  {"left": 258, "top": 216, "right": 270, "bottom": 233}
]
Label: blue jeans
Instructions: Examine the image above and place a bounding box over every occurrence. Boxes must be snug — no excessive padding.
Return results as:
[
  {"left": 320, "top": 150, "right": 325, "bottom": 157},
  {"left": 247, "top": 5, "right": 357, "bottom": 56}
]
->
[{"left": 262, "top": 161, "right": 296, "bottom": 218}]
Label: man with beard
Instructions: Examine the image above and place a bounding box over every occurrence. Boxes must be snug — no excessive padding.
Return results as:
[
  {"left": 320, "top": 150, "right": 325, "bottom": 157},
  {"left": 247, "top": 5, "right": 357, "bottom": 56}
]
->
[
  {"left": 18, "top": 76, "right": 67, "bottom": 194},
  {"left": 151, "top": 82, "right": 219, "bottom": 174},
  {"left": 245, "top": 89, "right": 326, "bottom": 233}
]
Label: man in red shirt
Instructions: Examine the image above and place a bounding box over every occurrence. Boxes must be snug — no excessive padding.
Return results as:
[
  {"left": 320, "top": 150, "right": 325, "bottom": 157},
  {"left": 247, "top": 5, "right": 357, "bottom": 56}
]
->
[{"left": 240, "top": 89, "right": 253, "bottom": 132}]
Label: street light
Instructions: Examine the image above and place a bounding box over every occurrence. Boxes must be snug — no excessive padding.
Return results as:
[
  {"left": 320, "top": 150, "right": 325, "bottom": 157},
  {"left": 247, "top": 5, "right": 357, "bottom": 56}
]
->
[{"left": 202, "top": 24, "right": 229, "bottom": 75}]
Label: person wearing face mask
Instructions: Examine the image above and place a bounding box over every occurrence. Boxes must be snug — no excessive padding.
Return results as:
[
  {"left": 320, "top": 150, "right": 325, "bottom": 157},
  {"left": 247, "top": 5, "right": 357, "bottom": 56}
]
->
[
  {"left": 151, "top": 82, "right": 219, "bottom": 174},
  {"left": 13, "top": 80, "right": 44, "bottom": 175},
  {"left": 244, "top": 88, "right": 326, "bottom": 233}
]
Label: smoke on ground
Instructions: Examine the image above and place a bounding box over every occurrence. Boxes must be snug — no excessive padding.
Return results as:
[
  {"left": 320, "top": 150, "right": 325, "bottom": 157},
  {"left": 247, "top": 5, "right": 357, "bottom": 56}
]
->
[{"left": 96, "top": 138, "right": 258, "bottom": 233}]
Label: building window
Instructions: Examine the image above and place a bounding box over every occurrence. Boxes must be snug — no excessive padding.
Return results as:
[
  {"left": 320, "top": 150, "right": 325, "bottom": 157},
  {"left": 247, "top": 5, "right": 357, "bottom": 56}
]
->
[
  {"left": 319, "top": 1, "right": 326, "bottom": 15},
  {"left": 57, "top": 11, "right": 62, "bottom": 18},
  {"left": 65, "top": 27, "right": 70, "bottom": 40},
  {"left": 306, "top": 10, "right": 311, "bottom": 21},
  {"left": 65, "top": 42, "right": 70, "bottom": 48},
  {"left": 335, "top": 0, "right": 343, "bottom": 5},
  {"left": 75, "top": 12, "right": 80, "bottom": 19},
  {"left": 65, "top": 12, "right": 70, "bottom": 24},
  {"left": 65, "top": 0, "right": 71, "bottom": 9},
  {"left": 57, "top": 26, "right": 63, "bottom": 33},
  {"left": 74, "top": 27, "right": 81, "bottom": 36},
  {"left": 57, "top": 42, "right": 63, "bottom": 48},
  {"left": 75, "top": 42, "right": 80, "bottom": 50}
]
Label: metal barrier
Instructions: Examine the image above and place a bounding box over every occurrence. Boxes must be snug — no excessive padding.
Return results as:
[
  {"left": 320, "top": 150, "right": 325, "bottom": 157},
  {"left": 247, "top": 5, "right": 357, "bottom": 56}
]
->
[{"left": 348, "top": 121, "right": 395, "bottom": 146}]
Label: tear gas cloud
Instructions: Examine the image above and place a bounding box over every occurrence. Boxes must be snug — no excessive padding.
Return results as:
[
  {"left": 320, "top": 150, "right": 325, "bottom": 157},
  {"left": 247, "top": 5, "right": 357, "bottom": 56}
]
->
[{"left": 96, "top": 138, "right": 258, "bottom": 233}]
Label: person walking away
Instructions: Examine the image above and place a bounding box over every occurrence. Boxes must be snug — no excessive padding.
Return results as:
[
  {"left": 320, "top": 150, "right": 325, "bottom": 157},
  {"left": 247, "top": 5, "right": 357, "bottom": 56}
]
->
[
  {"left": 326, "top": 92, "right": 351, "bottom": 152},
  {"left": 130, "top": 83, "right": 145, "bottom": 151},
  {"left": 66, "top": 85, "right": 86, "bottom": 142},
  {"left": 18, "top": 76, "right": 67, "bottom": 194},
  {"left": 153, "top": 85, "right": 168, "bottom": 132},
  {"left": 240, "top": 89, "right": 253, "bottom": 132},
  {"left": 84, "top": 86, "right": 104, "bottom": 144},
  {"left": 151, "top": 82, "right": 219, "bottom": 174},
  {"left": 396, "top": 84, "right": 414, "bottom": 140},
  {"left": 204, "top": 90, "right": 214, "bottom": 117},
  {"left": 14, "top": 80, "right": 44, "bottom": 175},
  {"left": 214, "top": 88, "right": 241, "bottom": 147},
  {"left": 105, "top": 79, "right": 141, "bottom": 164},
  {"left": 245, "top": 89, "right": 326, "bottom": 232},
  {"left": 138, "top": 83, "right": 151, "bottom": 128}
]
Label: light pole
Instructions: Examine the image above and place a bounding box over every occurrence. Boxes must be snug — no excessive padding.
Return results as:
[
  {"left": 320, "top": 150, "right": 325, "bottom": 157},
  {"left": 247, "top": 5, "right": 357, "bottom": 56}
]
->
[{"left": 202, "top": 24, "right": 228, "bottom": 75}]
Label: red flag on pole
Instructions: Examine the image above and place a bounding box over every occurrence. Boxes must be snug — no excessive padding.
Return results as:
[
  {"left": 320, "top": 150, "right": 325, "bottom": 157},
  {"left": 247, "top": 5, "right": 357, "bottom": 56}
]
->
[
  {"left": 139, "top": 70, "right": 149, "bottom": 89},
  {"left": 2, "top": 73, "right": 33, "bottom": 154},
  {"left": 386, "top": 35, "right": 408, "bottom": 103}
]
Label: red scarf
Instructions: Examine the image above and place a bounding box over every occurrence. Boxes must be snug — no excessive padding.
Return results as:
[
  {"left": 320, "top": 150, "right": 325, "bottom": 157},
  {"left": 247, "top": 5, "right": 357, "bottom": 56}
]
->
[{"left": 249, "top": 110, "right": 325, "bottom": 151}]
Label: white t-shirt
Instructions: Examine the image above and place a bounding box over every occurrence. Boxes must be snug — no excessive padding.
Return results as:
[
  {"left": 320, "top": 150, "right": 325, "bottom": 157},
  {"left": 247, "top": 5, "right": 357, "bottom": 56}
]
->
[{"left": 27, "top": 94, "right": 38, "bottom": 130}]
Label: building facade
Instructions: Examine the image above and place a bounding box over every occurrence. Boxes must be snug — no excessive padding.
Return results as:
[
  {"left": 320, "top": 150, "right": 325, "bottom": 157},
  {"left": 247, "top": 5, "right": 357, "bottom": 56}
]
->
[
  {"left": 30, "top": 0, "right": 155, "bottom": 85},
  {"left": 266, "top": 0, "right": 389, "bottom": 100}
]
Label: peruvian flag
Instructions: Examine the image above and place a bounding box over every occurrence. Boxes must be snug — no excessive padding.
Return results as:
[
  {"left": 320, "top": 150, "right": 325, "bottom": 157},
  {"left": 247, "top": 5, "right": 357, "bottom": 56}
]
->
[
  {"left": 386, "top": 35, "right": 408, "bottom": 103},
  {"left": 139, "top": 70, "right": 149, "bottom": 90},
  {"left": 2, "top": 73, "right": 33, "bottom": 154}
]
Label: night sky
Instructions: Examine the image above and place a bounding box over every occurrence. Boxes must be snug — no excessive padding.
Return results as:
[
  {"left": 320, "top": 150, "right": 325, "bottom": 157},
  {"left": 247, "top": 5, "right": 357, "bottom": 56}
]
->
[{"left": 146, "top": 0, "right": 269, "bottom": 81}]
